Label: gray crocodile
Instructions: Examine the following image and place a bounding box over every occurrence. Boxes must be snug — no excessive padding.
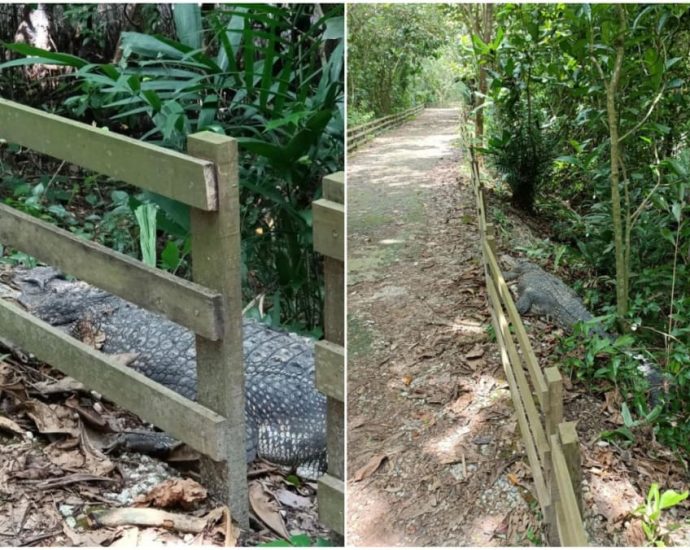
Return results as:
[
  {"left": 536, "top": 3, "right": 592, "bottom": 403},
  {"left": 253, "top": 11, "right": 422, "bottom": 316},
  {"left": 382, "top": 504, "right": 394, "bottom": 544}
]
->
[
  {"left": 500, "top": 255, "right": 666, "bottom": 398},
  {"left": 501, "top": 255, "right": 608, "bottom": 337},
  {"left": 2, "top": 266, "right": 327, "bottom": 478}
]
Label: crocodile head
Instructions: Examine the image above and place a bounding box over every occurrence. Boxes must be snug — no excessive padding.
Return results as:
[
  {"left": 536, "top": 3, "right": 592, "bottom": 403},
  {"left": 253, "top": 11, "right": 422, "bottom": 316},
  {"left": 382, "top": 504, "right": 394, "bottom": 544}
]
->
[
  {"left": 500, "top": 254, "right": 534, "bottom": 271},
  {"left": 11, "top": 267, "right": 111, "bottom": 326}
]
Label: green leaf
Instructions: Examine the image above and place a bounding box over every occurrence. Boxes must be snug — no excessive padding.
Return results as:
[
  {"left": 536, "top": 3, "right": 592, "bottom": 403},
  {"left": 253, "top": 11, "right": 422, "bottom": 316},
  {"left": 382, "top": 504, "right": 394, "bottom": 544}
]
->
[
  {"left": 659, "top": 489, "right": 689, "bottom": 510},
  {"left": 621, "top": 402, "right": 634, "bottom": 428},
  {"left": 672, "top": 202, "right": 682, "bottom": 223},
  {"left": 0, "top": 44, "right": 89, "bottom": 69},
  {"left": 160, "top": 240, "right": 181, "bottom": 271},
  {"left": 134, "top": 203, "right": 158, "bottom": 267},
  {"left": 471, "top": 34, "right": 490, "bottom": 55},
  {"left": 173, "top": 4, "right": 203, "bottom": 49},
  {"left": 323, "top": 16, "right": 344, "bottom": 40},
  {"left": 555, "top": 155, "right": 580, "bottom": 166}
]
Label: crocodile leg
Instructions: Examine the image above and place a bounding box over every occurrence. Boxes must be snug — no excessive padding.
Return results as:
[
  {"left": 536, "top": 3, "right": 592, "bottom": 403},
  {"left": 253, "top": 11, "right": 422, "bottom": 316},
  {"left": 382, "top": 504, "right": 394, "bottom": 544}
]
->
[{"left": 515, "top": 290, "right": 533, "bottom": 315}]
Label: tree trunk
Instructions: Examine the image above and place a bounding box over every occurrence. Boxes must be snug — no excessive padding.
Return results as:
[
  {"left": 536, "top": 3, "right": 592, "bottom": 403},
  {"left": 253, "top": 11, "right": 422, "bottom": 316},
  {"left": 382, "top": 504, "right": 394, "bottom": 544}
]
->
[{"left": 606, "top": 6, "right": 628, "bottom": 326}]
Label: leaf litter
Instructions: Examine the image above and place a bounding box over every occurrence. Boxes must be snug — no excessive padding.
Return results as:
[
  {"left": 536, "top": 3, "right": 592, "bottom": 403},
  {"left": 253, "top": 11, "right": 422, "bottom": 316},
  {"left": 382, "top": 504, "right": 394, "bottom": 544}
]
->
[{"left": 0, "top": 344, "right": 332, "bottom": 546}]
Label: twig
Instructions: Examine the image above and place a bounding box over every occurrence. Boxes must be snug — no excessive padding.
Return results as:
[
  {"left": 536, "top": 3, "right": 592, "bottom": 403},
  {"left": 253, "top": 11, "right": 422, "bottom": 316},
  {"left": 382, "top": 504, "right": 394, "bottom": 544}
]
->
[
  {"left": 17, "top": 530, "right": 62, "bottom": 546},
  {"left": 618, "top": 87, "right": 665, "bottom": 145},
  {"left": 91, "top": 507, "right": 207, "bottom": 533}
]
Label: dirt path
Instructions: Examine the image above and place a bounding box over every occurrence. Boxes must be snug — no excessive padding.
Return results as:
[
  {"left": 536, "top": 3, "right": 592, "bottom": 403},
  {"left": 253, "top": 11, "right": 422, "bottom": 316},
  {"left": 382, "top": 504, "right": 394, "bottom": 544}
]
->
[{"left": 347, "top": 109, "right": 540, "bottom": 546}]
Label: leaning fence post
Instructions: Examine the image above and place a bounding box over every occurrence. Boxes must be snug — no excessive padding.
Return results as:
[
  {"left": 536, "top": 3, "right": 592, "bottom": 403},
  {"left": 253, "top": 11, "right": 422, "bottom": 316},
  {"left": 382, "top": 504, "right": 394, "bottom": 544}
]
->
[{"left": 187, "top": 132, "right": 249, "bottom": 527}]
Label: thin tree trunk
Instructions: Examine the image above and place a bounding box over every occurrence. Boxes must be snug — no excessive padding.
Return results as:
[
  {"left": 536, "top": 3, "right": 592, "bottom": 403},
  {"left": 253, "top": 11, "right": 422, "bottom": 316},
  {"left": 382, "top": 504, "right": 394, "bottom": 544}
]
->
[{"left": 606, "top": 5, "right": 628, "bottom": 325}]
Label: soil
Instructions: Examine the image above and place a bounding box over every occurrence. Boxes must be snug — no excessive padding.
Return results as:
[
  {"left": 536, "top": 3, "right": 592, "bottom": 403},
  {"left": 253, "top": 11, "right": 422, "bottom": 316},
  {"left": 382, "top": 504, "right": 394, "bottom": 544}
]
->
[
  {"left": 348, "top": 108, "right": 540, "bottom": 546},
  {"left": 347, "top": 108, "right": 690, "bottom": 547}
]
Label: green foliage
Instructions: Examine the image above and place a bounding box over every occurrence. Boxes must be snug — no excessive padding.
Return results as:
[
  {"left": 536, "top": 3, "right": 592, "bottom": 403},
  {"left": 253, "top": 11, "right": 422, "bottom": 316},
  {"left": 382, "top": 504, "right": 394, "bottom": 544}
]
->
[
  {"left": 134, "top": 203, "right": 158, "bottom": 267},
  {"left": 1, "top": 4, "right": 343, "bottom": 333},
  {"left": 258, "top": 534, "right": 331, "bottom": 547},
  {"left": 473, "top": 3, "right": 690, "bottom": 457},
  {"left": 633, "top": 483, "right": 688, "bottom": 546},
  {"left": 486, "top": 106, "right": 554, "bottom": 212},
  {"left": 347, "top": 4, "right": 448, "bottom": 118}
]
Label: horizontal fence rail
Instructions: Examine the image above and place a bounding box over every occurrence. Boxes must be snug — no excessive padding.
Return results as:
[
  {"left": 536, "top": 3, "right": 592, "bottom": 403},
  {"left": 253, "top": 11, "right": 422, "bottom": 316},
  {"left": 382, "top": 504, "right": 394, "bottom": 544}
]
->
[
  {"left": 469, "top": 147, "right": 587, "bottom": 547},
  {"left": 0, "top": 299, "right": 228, "bottom": 460},
  {"left": 0, "top": 203, "right": 224, "bottom": 340},
  {"left": 347, "top": 105, "right": 424, "bottom": 153},
  {"left": 314, "top": 172, "right": 345, "bottom": 535},
  {"left": 0, "top": 99, "right": 218, "bottom": 210},
  {"left": 0, "top": 101, "right": 249, "bottom": 525}
]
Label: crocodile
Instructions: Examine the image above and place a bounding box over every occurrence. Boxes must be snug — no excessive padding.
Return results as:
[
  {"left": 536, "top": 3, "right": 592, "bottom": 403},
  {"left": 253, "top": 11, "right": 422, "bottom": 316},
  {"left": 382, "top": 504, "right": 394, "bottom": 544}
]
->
[
  {"left": 500, "top": 255, "right": 666, "bottom": 398},
  {"left": 501, "top": 255, "right": 608, "bottom": 337},
  {"left": 1, "top": 266, "right": 327, "bottom": 478}
]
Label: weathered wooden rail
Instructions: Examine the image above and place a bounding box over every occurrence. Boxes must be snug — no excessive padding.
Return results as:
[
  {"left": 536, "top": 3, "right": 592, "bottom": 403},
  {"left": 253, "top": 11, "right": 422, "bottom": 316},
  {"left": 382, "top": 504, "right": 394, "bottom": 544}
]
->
[
  {"left": 347, "top": 104, "right": 423, "bottom": 153},
  {"left": 468, "top": 147, "right": 587, "bottom": 546},
  {"left": 313, "top": 172, "right": 345, "bottom": 534}
]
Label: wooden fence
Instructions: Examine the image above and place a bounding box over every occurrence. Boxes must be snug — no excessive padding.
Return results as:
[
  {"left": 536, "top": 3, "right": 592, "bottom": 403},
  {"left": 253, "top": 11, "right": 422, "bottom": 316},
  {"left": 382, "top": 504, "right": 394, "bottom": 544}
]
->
[
  {"left": 469, "top": 147, "right": 588, "bottom": 546},
  {"left": 347, "top": 105, "right": 424, "bottom": 153},
  {"left": 313, "top": 172, "right": 345, "bottom": 534}
]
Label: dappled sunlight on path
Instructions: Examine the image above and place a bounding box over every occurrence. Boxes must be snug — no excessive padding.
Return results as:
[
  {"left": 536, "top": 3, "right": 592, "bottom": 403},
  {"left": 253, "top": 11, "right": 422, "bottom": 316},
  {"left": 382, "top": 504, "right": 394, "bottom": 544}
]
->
[{"left": 347, "top": 108, "right": 538, "bottom": 546}]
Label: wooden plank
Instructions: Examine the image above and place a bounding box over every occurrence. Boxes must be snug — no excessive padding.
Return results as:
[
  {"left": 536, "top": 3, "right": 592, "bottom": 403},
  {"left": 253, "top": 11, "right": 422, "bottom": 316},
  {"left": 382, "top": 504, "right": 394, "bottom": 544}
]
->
[
  {"left": 0, "top": 203, "right": 223, "bottom": 340},
  {"left": 0, "top": 99, "right": 217, "bottom": 210},
  {"left": 315, "top": 340, "right": 344, "bottom": 402},
  {"left": 551, "top": 434, "right": 588, "bottom": 546},
  {"left": 483, "top": 241, "right": 549, "bottom": 406},
  {"left": 0, "top": 299, "right": 227, "bottom": 459},
  {"left": 318, "top": 474, "right": 344, "bottom": 535},
  {"left": 327, "top": 399, "right": 344, "bottom": 479},
  {"left": 188, "top": 132, "right": 248, "bottom": 527},
  {"left": 323, "top": 172, "right": 344, "bottom": 204},
  {"left": 545, "top": 367, "right": 563, "bottom": 436},
  {"left": 559, "top": 422, "right": 583, "bottom": 516},
  {"left": 324, "top": 258, "right": 344, "bottom": 345},
  {"left": 487, "top": 278, "right": 550, "bottom": 512},
  {"left": 313, "top": 199, "right": 345, "bottom": 262},
  {"left": 487, "top": 276, "right": 550, "bottom": 463}
]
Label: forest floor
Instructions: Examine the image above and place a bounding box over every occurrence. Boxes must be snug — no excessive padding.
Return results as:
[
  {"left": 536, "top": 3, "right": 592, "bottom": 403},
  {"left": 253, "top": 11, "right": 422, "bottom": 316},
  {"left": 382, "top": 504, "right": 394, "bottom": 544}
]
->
[
  {"left": 347, "top": 108, "right": 690, "bottom": 546},
  {"left": 0, "top": 334, "right": 330, "bottom": 547}
]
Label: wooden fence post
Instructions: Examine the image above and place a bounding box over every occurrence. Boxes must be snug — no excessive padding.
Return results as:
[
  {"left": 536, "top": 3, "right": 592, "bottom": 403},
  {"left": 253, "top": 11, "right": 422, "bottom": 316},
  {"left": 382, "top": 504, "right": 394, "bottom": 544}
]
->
[
  {"left": 188, "top": 132, "right": 249, "bottom": 527},
  {"left": 545, "top": 366, "right": 563, "bottom": 543},
  {"left": 314, "top": 172, "right": 345, "bottom": 535},
  {"left": 545, "top": 367, "right": 563, "bottom": 436},
  {"left": 559, "top": 422, "right": 583, "bottom": 517}
]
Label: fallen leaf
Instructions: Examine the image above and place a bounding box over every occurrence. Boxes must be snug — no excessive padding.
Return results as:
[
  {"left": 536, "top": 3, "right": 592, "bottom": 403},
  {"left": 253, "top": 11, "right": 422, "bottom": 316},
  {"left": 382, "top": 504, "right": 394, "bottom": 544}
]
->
[
  {"left": 353, "top": 453, "right": 388, "bottom": 482},
  {"left": 62, "top": 523, "right": 117, "bottom": 546},
  {"left": 465, "top": 344, "right": 485, "bottom": 359},
  {"left": 274, "top": 488, "right": 312, "bottom": 510},
  {"left": 248, "top": 482, "right": 290, "bottom": 539},
  {"left": 23, "top": 400, "right": 79, "bottom": 437},
  {"left": 136, "top": 478, "right": 207, "bottom": 510},
  {"left": 0, "top": 414, "right": 23, "bottom": 435}
]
